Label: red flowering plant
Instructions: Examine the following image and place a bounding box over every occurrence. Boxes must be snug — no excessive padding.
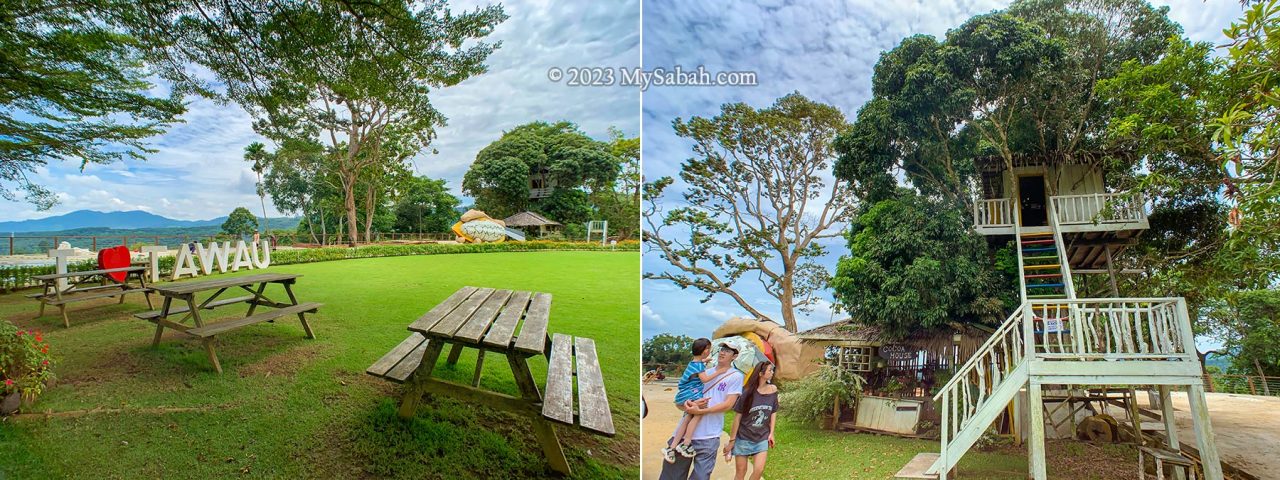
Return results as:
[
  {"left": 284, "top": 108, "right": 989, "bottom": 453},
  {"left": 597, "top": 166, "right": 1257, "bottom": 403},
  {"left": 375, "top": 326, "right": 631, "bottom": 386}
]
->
[{"left": 0, "top": 321, "right": 55, "bottom": 403}]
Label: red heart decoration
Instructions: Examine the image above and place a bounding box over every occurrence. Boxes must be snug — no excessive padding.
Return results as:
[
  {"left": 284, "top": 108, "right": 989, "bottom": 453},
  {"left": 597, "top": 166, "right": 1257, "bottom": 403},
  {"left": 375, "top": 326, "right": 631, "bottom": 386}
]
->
[{"left": 97, "top": 245, "right": 132, "bottom": 282}]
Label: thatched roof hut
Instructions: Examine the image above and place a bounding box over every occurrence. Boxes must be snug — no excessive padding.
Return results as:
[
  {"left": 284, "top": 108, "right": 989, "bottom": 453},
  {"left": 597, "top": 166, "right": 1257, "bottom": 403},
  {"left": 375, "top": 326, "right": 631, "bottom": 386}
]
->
[
  {"left": 797, "top": 319, "right": 992, "bottom": 381},
  {"left": 502, "top": 211, "right": 562, "bottom": 237}
]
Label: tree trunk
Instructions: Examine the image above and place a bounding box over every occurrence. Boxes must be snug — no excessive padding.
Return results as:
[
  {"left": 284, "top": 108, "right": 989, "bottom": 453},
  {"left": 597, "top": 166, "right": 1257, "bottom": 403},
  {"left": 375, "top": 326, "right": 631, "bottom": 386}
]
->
[
  {"left": 304, "top": 206, "right": 318, "bottom": 244},
  {"left": 779, "top": 277, "right": 798, "bottom": 332},
  {"left": 1256, "top": 358, "right": 1271, "bottom": 396},
  {"left": 342, "top": 172, "right": 359, "bottom": 247},
  {"left": 256, "top": 172, "right": 270, "bottom": 234},
  {"left": 363, "top": 183, "right": 375, "bottom": 244},
  {"left": 319, "top": 209, "right": 327, "bottom": 245}
]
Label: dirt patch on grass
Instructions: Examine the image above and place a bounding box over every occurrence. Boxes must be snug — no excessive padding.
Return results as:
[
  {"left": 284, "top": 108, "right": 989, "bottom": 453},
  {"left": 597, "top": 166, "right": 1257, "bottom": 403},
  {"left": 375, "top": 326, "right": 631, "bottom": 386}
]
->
[
  {"left": 237, "top": 342, "right": 326, "bottom": 378},
  {"left": 58, "top": 348, "right": 147, "bottom": 387},
  {"left": 984, "top": 439, "right": 1137, "bottom": 480}
]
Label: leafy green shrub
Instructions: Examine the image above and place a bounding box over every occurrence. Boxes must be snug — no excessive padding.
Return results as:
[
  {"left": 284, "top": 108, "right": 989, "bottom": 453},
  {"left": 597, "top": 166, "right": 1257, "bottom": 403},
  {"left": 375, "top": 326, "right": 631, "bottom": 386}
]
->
[
  {"left": 779, "top": 365, "right": 865, "bottom": 426},
  {"left": 0, "top": 321, "right": 55, "bottom": 403},
  {"left": 1, "top": 259, "right": 97, "bottom": 291}
]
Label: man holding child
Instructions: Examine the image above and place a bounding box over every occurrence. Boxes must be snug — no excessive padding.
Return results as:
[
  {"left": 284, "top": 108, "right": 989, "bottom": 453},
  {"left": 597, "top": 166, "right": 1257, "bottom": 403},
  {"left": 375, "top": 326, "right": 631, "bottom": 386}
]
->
[{"left": 658, "top": 341, "right": 744, "bottom": 480}]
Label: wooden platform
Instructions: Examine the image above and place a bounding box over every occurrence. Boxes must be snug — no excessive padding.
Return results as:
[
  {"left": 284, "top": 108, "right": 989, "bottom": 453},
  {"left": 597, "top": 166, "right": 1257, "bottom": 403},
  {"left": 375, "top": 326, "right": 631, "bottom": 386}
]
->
[{"left": 895, "top": 453, "right": 940, "bottom": 480}]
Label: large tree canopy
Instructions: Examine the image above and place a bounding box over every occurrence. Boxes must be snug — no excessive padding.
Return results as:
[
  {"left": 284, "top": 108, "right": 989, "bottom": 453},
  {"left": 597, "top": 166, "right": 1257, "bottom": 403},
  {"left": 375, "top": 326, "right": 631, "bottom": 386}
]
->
[{"left": 462, "top": 121, "right": 620, "bottom": 219}]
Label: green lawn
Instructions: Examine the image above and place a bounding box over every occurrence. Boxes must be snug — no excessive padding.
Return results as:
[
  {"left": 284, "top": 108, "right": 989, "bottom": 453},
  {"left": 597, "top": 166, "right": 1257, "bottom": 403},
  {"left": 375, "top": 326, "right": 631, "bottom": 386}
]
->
[
  {"left": 761, "top": 417, "right": 1137, "bottom": 479},
  {"left": 0, "top": 251, "right": 639, "bottom": 479}
]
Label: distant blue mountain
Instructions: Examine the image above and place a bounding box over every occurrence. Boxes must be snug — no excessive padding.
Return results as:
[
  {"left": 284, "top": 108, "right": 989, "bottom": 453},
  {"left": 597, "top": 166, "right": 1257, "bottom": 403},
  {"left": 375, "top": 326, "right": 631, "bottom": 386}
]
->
[{"left": 0, "top": 210, "right": 227, "bottom": 232}]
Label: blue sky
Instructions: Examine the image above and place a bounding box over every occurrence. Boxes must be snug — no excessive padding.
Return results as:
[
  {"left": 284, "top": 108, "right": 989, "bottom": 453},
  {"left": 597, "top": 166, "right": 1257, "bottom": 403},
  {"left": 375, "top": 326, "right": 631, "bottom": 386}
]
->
[
  {"left": 0, "top": 0, "right": 640, "bottom": 222},
  {"left": 640, "top": 0, "right": 1247, "bottom": 340}
]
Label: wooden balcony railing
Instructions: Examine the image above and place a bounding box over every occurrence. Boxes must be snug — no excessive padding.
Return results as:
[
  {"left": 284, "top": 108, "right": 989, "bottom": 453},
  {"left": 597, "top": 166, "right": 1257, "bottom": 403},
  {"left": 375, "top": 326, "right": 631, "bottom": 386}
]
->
[{"left": 1050, "top": 192, "right": 1147, "bottom": 225}]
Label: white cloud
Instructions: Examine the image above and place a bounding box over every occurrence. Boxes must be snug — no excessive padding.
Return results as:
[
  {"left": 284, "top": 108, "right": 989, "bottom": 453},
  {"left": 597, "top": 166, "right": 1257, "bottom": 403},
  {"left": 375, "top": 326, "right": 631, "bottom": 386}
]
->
[
  {"left": 0, "top": 0, "right": 639, "bottom": 221},
  {"left": 642, "top": 303, "right": 665, "bottom": 327}
]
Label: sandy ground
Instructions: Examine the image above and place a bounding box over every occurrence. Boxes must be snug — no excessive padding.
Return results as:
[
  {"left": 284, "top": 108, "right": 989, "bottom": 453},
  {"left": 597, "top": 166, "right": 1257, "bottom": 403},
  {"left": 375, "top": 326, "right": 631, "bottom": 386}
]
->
[
  {"left": 643, "top": 381, "right": 737, "bottom": 480},
  {"left": 1135, "top": 391, "right": 1280, "bottom": 479}
]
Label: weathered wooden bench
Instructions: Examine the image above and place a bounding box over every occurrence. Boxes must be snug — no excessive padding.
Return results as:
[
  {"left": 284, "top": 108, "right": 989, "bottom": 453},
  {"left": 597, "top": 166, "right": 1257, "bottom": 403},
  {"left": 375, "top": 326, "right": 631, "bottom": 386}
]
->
[
  {"left": 31, "top": 266, "right": 153, "bottom": 327},
  {"left": 142, "top": 273, "right": 320, "bottom": 373},
  {"left": 542, "top": 333, "right": 615, "bottom": 436},
  {"left": 366, "top": 286, "right": 615, "bottom": 475}
]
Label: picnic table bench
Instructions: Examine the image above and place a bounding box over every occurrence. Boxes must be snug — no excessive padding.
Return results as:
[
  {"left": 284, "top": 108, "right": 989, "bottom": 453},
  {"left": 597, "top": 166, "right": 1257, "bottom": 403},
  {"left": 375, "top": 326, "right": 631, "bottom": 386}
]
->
[
  {"left": 136, "top": 273, "right": 321, "bottom": 373},
  {"left": 30, "top": 266, "right": 153, "bottom": 327},
  {"left": 366, "top": 286, "right": 614, "bottom": 475}
]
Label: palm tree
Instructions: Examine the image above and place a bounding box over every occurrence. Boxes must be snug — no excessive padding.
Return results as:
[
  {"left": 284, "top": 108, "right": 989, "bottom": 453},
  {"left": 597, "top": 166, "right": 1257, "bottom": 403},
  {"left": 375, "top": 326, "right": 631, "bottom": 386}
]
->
[{"left": 244, "top": 142, "right": 271, "bottom": 235}]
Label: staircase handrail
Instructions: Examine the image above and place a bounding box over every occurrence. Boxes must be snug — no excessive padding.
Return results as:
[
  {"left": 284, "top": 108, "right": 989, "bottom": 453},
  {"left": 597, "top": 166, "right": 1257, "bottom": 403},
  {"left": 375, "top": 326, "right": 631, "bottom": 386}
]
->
[
  {"left": 1014, "top": 199, "right": 1029, "bottom": 303},
  {"left": 933, "top": 303, "right": 1027, "bottom": 402},
  {"left": 1048, "top": 203, "right": 1077, "bottom": 299}
]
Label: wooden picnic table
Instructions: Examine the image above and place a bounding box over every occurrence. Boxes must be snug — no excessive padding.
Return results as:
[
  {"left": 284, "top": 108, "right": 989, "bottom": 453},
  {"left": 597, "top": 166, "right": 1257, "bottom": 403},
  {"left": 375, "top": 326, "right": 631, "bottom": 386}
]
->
[
  {"left": 30, "top": 266, "right": 152, "bottom": 327},
  {"left": 138, "top": 273, "right": 321, "bottom": 374},
  {"left": 366, "top": 286, "right": 615, "bottom": 476}
]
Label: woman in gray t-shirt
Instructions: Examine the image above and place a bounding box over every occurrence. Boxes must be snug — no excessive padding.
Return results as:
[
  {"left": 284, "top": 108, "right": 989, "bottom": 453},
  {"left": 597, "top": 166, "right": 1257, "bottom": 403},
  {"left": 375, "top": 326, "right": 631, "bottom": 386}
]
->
[{"left": 723, "top": 361, "right": 778, "bottom": 480}]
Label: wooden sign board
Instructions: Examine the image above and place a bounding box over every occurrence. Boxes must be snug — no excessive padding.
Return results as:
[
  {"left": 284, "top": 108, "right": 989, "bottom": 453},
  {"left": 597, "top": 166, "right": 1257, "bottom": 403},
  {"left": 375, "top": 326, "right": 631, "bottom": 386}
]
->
[{"left": 878, "top": 344, "right": 914, "bottom": 362}]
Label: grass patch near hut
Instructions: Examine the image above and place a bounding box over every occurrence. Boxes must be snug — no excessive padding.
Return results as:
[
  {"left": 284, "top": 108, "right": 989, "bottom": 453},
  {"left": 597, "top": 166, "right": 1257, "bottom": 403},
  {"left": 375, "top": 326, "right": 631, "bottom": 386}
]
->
[{"left": 754, "top": 417, "right": 1139, "bottom": 479}]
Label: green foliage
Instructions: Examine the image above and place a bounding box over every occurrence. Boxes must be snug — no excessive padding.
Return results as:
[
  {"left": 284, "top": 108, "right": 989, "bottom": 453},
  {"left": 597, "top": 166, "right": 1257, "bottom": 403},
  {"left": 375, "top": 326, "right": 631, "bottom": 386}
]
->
[
  {"left": 0, "top": 1, "right": 185, "bottom": 209},
  {"left": 539, "top": 189, "right": 593, "bottom": 226},
  {"left": 221, "top": 207, "right": 259, "bottom": 236},
  {"left": 779, "top": 365, "right": 864, "bottom": 426},
  {"left": 831, "top": 190, "right": 1004, "bottom": 338},
  {"left": 645, "top": 93, "right": 854, "bottom": 332},
  {"left": 1213, "top": 0, "right": 1280, "bottom": 259},
  {"left": 0, "top": 322, "right": 55, "bottom": 402},
  {"left": 463, "top": 121, "right": 620, "bottom": 219},
  {"left": 0, "top": 260, "right": 97, "bottom": 291},
  {"left": 1207, "top": 289, "right": 1280, "bottom": 376},
  {"left": 265, "top": 241, "right": 637, "bottom": 266},
  {"left": 595, "top": 127, "right": 641, "bottom": 239},
  {"left": 642, "top": 333, "right": 694, "bottom": 368},
  {"left": 392, "top": 177, "right": 459, "bottom": 233}
]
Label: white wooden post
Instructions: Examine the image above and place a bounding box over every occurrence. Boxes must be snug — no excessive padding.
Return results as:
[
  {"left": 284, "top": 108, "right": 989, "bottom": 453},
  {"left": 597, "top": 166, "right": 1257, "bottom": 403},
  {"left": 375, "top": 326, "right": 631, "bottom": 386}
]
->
[
  {"left": 48, "top": 249, "right": 75, "bottom": 292},
  {"left": 141, "top": 246, "right": 167, "bottom": 283},
  {"left": 1159, "top": 385, "right": 1185, "bottom": 480},
  {"left": 1028, "top": 381, "right": 1047, "bottom": 480},
  {"left": 1187, "top": 383, "right": 1223, "bottom": 480}
]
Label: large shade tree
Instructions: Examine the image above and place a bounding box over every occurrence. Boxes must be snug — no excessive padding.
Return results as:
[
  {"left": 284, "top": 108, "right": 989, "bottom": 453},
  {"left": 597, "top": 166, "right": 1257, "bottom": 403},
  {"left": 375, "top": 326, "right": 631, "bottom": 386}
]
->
[
  {"left": 645, "top": 93, "right": 854, "bottom": 332},
  {"left": 126, "top": 1, "right": 507, "bottom": 246},
  {"left": 462, "top": 121, "right": 620, "bottom": 219}
]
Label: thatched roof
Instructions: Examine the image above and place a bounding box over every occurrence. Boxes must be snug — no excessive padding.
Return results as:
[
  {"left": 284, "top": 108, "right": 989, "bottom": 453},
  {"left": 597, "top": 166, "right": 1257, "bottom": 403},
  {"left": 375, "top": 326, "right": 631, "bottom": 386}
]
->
[
  {"left": 798, "top": 319, "right": 993, "bottom": 361},
  {"left": 503, "top": 211, "right": 562, "bottom": 228}
]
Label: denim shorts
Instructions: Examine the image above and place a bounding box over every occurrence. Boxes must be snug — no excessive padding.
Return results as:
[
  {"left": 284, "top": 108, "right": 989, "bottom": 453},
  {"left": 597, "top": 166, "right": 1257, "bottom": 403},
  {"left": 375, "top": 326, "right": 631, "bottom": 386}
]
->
[{"left": 731, "top": 438, "right": 769, "bottom": 456}]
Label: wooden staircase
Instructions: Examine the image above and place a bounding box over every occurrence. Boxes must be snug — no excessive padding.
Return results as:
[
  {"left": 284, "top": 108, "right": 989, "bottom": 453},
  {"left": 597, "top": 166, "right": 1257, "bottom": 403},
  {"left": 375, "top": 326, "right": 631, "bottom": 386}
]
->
[
  {"left": 914, "top": 208, "right": 1224, "bottom": 480},
  {"left": 1020, "top": 232, "right": 1068, "bottom": 301}
]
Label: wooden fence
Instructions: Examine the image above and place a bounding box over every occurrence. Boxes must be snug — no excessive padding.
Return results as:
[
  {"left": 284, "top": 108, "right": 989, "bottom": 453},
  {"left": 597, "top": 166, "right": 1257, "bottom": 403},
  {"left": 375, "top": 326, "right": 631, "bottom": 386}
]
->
[
  {"left": 1, "top": 232, "right": 456, "bottom": 255},
  {"left": 1204, "top": 374, "right": 1280, "bottom": 397}
]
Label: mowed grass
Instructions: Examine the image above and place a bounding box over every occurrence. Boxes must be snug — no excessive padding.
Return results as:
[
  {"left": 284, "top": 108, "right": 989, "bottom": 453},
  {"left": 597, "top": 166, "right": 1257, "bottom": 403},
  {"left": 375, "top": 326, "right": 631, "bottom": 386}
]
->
[
  {"left": 760, "top": 417, "right": 1137, "bottom": 479},
  {"left": 0, "top": 251, "right": 639, "bottom": 479}
]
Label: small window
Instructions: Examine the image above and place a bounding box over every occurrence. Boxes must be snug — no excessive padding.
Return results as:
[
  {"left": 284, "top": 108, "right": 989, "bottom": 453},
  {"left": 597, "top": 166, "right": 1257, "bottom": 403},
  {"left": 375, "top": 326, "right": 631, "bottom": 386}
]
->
[{"left": 825, "top": 345, "right": 872, "bottom": 373}]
